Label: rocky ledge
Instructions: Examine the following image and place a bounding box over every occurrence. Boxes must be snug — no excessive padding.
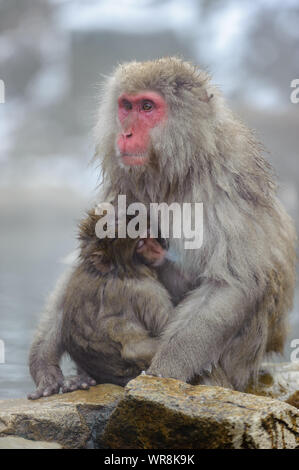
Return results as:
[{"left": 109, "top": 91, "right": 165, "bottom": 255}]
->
[{"left": 0, "top": 363, "right": 298, "bottom": 449}]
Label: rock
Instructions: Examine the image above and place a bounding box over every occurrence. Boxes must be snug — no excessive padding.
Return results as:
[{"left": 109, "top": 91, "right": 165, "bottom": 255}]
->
[
  {"left": 0, "top": 385, "right": 124, "bottom": 449},
  {"left": 287, "top": 391, "right": 299, "bottom": 409},
  {"left": 103, "top": 375, "right": 299, "bottom": 449},
  {"left": 1, "top": 364, "right": 298, "bottom": 449},
  {"left": 247, "top": 362, "right": 299, "bottom": 407},
  {"left": 0, "top": 436, "right": 62, "bottom": 449}
]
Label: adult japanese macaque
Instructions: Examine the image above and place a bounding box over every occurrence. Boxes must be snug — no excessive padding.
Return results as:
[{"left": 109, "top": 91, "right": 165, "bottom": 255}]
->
[
  {"left": 94, "top": 57, "right": 296, "bottom": 390},
  {"left": 28, "top": 211, "right": 172, "bottom": 399},
  {"left": 29, "top": 57, "right": 296, "bottom": 396}
]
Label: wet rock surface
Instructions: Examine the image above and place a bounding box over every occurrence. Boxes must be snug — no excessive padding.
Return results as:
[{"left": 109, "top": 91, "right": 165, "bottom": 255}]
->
[
  {"left": 0, "top": 436, "right": 62, "bottom": 449},
  {"left": 0, "top": 365, "right": 298, "bottom": 449},
  {"left": 0, "top": 384, "right": 124, "bottom": 449},
  {"left": 246, "top": 362, "right": 299, "bottom": 408}
]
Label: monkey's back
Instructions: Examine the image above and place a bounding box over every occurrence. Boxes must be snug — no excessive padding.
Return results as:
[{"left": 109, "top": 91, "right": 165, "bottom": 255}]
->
[{"left": 60, "top": 263, "right": 168, "bottom": 386}]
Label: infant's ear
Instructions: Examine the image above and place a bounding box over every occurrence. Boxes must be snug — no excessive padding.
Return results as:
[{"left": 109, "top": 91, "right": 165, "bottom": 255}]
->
[{"left": 91, "top": 249, "right": 114, "bottom": 274}]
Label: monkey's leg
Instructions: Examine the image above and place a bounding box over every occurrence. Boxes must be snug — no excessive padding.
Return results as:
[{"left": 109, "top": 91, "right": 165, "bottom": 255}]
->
[
  {"left": 190, "top": 366, "right": 233, "bottom": 389},
  {"left": 61, "top": 367, "right": 97, "bottom": 393},
  {"left": 28, "top": 330, "right": 64, "bottom": 400},
  {"left": 28, "top": 269, "right": 73, "bottom": 399},
  {"left": 189, "top": 311, "right": 268, "bottom": 390},
  {"left": 147, "top": 281, "right": 264, "bottom": 389}
]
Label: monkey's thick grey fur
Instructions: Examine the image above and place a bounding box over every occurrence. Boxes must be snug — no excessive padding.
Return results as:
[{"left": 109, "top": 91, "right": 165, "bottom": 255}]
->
[{"left": 29, "top": 58, "right": 296, "bottom": 395}]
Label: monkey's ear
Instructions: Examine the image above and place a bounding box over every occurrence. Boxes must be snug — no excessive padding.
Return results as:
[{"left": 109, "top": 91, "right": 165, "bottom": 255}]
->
[
  {"left": 91, "top": 250, "right": 115, "bottom": 274},
  {"left": 79, "top": 210, "right": 101, "bottom": 241}
]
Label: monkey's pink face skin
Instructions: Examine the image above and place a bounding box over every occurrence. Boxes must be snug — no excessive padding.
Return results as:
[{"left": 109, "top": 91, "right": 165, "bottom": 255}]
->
[
  {"left": 136, "top": 238, "right": 166, "bottom": 267},
  {"left": 117, "top": 91, "right": 167, "bottom": 166}
]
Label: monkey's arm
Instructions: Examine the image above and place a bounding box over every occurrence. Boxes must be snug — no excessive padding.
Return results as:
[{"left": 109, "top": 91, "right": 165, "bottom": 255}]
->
[
  {"left": 147, "top": 281, "right": 250, "bottom": 382},
  {"left": 120, "top": 327, "right": 160, "bottom": 370},
  {"left": 106, "top": 317, "right": 162, "bottom": 370},
  {"left": 109, "top": 280, "right": 174, "bottom": 370},
  {"left": 28, "top": 269, "right": 73, "bottom": 399}
]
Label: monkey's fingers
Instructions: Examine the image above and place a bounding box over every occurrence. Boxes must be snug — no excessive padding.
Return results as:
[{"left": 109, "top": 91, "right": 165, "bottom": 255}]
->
[
  {"left": 61, "top": 375, "right": 96, "bottom": 393},
  {"left": 27, "top": 383, "right": 61, "bottom": 400},
  {"left": 87, "top": 377, "right": 97, "bottom": 386},
  {"left": 27, "top": 390, "right": 43, "bottom": 400}
]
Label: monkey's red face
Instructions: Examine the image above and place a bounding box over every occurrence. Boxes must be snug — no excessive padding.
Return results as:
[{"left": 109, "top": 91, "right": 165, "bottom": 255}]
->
[{"left": 117, "top": 91, "right": 167, "bottom": 166}]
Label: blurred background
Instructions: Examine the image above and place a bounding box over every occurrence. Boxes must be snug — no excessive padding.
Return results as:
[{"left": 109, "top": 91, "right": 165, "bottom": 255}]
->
[{"left": 0, "top": 0, "right": 298, "bottom": 399}]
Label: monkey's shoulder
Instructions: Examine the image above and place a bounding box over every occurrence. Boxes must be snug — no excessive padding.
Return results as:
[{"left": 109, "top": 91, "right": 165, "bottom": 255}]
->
[{"left": 62, "top": 260, "right": 160, "bottom": 306}]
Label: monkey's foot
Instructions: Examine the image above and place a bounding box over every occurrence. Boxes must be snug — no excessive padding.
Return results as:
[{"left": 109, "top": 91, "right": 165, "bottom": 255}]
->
[
  {"left": 28, "top": 376, "right": 63, "bottom": 400},
  {"left": 61, "top": 374, "right": 96, "bottom": 393}
]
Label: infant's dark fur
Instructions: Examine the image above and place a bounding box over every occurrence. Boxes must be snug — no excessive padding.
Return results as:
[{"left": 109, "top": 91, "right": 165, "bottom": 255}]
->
[{"left": 28, "top": 210, "right": 173, "bottom": 398}]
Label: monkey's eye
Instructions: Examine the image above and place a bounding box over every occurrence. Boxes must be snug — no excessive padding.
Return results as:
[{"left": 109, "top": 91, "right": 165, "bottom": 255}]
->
[
  {"left": 142, "top": 101, "right": 153, "bottom": 111},
  {"left": 122, "top": 99, "right": 132, "bottom": 110}
]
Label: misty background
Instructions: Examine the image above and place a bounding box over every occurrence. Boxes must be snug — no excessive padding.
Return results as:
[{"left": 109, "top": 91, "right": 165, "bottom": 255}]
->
[{"left": 0, "top": 0, "right": 298, "bottom": 399}]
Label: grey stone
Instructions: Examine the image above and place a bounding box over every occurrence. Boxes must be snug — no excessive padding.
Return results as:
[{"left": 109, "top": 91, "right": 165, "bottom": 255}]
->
[
  {"left": 0, "top": 384, "right": 124, "bottom": 449},
  {"left": 103, "top": 375, "right": 299, "bottom": 449},
  {"left": 0, "top": 436, "right": 62, "bottom": 449}
]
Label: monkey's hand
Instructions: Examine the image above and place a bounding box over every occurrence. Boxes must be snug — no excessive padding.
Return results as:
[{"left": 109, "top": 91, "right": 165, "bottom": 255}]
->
[
  {"left": 61, "top": 374, "right": 96, "bottom": 393},
  {"left": 146, "top": 337, "right": 194, "bottom": 382},
  {"left": 27, "top": 366, "right": 64, "bottom": 400}
]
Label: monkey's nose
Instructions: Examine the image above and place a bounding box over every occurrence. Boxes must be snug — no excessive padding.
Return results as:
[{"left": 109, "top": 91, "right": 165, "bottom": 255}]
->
[{"left": 124, "top": 132, "right": 133, "bottom": 139}]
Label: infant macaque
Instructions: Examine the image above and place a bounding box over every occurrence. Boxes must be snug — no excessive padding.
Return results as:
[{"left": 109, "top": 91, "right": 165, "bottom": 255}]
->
[{"left": 28, "top": 210, "right": 173, "bottom": 398}]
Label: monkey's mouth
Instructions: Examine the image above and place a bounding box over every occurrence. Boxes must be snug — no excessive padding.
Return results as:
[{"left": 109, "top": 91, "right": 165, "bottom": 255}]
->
[{"left": 120, "top": 153, "right": 149, "bottom": 166}]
